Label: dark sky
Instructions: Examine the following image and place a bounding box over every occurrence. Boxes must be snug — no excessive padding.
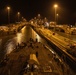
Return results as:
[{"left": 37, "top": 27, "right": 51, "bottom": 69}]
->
[{"left": 0, "top": 0, "right": 76, "bottom": 25}]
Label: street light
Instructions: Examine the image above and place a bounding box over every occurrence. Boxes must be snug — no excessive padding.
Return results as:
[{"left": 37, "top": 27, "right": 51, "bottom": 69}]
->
[
  {"left": 7, "top": 6, "right": 10, "bottom": 24},
  {"left": 54, "top": 4, "right": 58, "bottom": 31},
  {"left": 56, "top": 14, "right": 59, "bottom": 24},
  {"left": 17, "top": 12, "right": 20, "bottom": 22}
]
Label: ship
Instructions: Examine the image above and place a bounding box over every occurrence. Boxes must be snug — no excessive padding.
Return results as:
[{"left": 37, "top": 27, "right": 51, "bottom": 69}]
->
[{"left": 0, "top": 38, "right": 75, "bottom": 75}]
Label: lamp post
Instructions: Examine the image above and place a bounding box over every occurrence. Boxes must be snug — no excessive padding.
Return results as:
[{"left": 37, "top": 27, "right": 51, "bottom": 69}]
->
[
  {"left": 7, "top": 6, "right": 10, "bottom": 24},
  {"left": 54, "top": 4, "right": 58, "bottom": 31},
  {"left": 56, "top": 14, "right": 59, "bottom": 24},
  {"left": 18, "top": 12, "right": 20, "bottom": 22}
]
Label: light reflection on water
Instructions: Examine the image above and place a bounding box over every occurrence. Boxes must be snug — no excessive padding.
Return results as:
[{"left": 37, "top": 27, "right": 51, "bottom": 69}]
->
[
  {"left": 16, "top": 33, "right": 24, "bottom": 44},
  {"left": 4, "top": 26, "right": 47, "bottom": 54},
  {"left": 5, "top": 32, "right": 24, "bottom": 54},
  {"left": 5, "top": 38, "right": 16, "bottom": 54},
  {"left": 5, "top": 42, "right": 15, "bottom": 54}
]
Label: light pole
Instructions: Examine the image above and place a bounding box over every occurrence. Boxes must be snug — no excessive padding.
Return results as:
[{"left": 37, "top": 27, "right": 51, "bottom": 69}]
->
[
  {"left": 7, "top": 6, "right": 10, "bottom": 24},
  {"left": 56, "top": 14, "right": 59, "bottom": 24},
  {"left": 18, "top": 12, "right": 20, "bottom": 22},
  {"left": 54, "top": 4, "right": 58, "bottom": 31}
]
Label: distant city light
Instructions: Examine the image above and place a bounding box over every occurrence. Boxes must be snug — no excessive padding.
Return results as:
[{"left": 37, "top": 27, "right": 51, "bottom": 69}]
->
[{"left": 18, "top": 12, "right": 20, "bottom": 15}]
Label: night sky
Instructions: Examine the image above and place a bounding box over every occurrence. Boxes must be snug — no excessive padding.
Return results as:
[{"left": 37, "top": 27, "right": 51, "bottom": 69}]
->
[{"left": 0, "top": 0, "right": 76, "bottom": 25}]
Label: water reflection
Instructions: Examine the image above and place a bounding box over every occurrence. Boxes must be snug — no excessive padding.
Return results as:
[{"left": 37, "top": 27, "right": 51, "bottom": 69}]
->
[
  {"left": 1, "top": 26, "right": 47, "bottom": 55},
  {"left": 5, "top": 42, "right": 15, "bottom": 54},
  {"left": 22, "top": 26, "right": 45, "bottom": 43},
  {"left": 5, "top": 32, "right": 24, "bottom": 54},
  {"left": 16, "top": 33, "right": 24, "bottom": 44},
  {"left": 5, "top": 38, "right": 16, "bottom": 54}
]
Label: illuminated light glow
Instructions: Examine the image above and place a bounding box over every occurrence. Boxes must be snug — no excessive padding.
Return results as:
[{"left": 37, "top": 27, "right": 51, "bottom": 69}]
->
[
  {"left": 45, "top": 22, "right": 49, "bottom": 27},
  {"left": 57, "top": 14, "right": 59, "bottom": 16},
  {"left": 54, "top": 4, "right": 58, "bottom": 8},
  {"left": 1, "top": 26, "right": 8, "bottom": 31},
  {"left": 38, "top": 14, "right": 40, "bottom": 16},
  {"left": 18, "top": 12, "right": 20, "bottom": 15},
  {"left": 31, "top": 21, "right": 33, "bottom": 24},
  {"left": 7, "top": 6, "right": 10, "bottom": 10}
]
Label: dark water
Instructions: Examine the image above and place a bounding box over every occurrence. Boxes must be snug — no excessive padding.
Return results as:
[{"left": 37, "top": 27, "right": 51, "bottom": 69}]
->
[{"left": 0, "top": 26, "right": 51, "bottom": 60}]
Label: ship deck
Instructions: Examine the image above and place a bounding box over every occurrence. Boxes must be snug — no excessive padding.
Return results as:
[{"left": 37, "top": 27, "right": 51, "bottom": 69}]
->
[{"left": 0, "top": 39, "right": 75, "bottom": 75}]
